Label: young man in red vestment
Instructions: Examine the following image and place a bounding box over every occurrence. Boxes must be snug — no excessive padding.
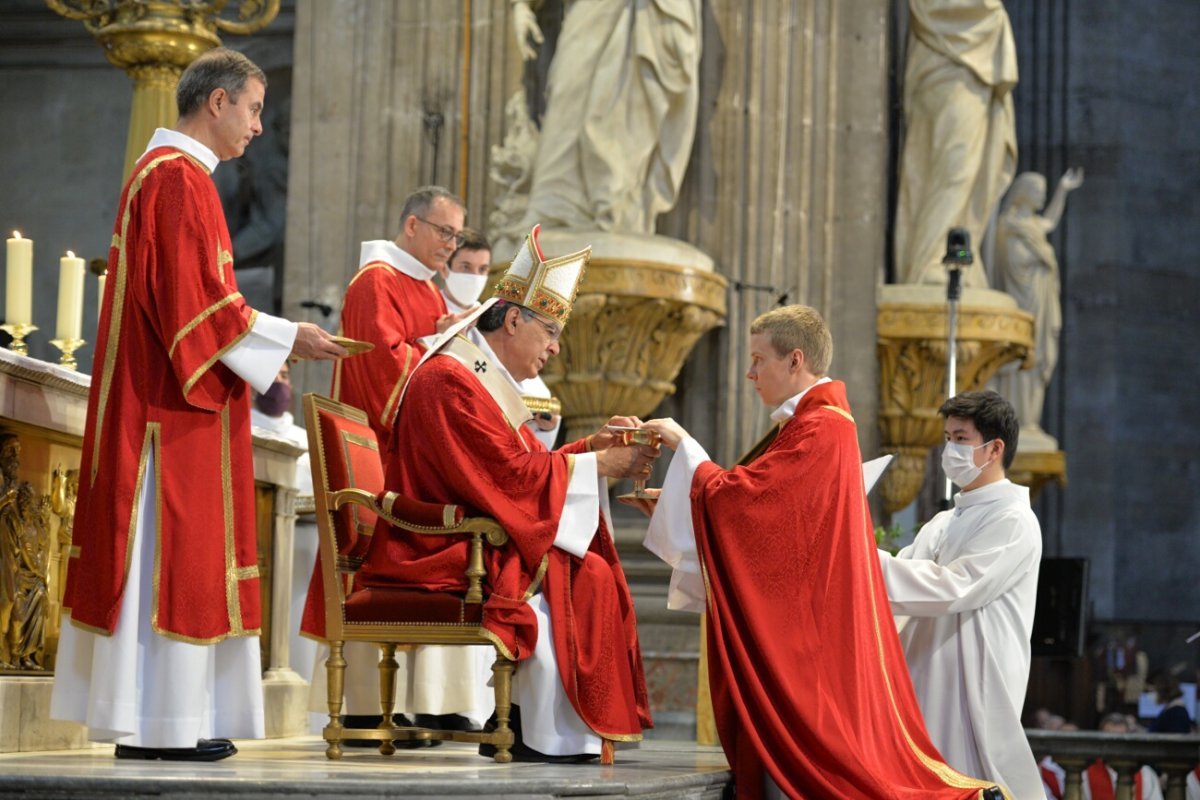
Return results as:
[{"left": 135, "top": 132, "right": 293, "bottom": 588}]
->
[
  {"left": 50, "top": 48, "right": 346, "bottom": 762},
  {"left": 355, "top": 226, "right": 657, "bottom": 761},
  {"left": 641, "top": 305, "right": 1003, "bottom": 799}
]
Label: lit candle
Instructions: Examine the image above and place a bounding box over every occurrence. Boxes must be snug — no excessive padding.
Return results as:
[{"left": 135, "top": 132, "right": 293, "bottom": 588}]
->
[
  {"left": 5, "top": 232, "right": 32, "bottom": 326},
  {"left": 56, "top": 250, "right": 85, "bottom": 341},
  {"left": 97, "top": 270, "right": 107, "bottom": 321}
]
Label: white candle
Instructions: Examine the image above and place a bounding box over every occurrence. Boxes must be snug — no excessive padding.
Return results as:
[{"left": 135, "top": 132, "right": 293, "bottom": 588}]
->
[
  {"left": 5, "top": 232, "right": 32, "bottom": 326},
  {"left": 56, "top": 250, "right": 85, "bottom": 341},
  {"left": 97, "top": 271, "right": 107, "bottom": 322}
]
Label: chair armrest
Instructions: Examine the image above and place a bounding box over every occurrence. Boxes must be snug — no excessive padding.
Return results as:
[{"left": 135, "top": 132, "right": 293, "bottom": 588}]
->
[{"left": 376, "top": 491, "right": 510, "bottom": 547}]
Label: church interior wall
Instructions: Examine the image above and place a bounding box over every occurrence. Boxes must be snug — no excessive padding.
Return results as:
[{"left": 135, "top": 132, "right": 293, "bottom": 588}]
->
[
  {"left": 1005, "top": 0, "right": 1200, "bottom": 634},
  {"left": 0, "top": 0, "right": 1197, "bottom": 681}
]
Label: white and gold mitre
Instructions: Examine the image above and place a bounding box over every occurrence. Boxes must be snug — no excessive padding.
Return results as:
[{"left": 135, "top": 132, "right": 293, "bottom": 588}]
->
[{"left": 492, "top": 224, "right": 590, "bottom": 326}]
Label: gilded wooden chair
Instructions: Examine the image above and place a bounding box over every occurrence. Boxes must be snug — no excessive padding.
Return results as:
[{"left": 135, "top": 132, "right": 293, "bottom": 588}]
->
[{"left": 303, "top": 392, "right": 515, "bottom": 761}]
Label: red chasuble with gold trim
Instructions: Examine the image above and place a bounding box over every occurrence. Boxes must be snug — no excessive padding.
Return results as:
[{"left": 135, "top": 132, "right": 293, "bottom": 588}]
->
[
  {"left": 691, "top": 381, "right": 997, "bottom": 800},
  {"left": 356, "top": 352, "right": 651, "bottom": 741},
  {"left": 63, "top": 146, "right": 261, "bottom": 643},
  {"left": 331, "top": 264, "right": 446, "bottom": 451}
]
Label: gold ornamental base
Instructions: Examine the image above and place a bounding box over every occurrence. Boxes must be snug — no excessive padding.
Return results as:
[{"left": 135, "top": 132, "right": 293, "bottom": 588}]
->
[
  {"left": 877, "top": 284, "right": 1034, "bottom": 514},
  {"left": 1008, "top": 448, "right": 1067, "bottom": 500},
  {"left": 1, "top": 323, "right": 38, "bottom": 356}
]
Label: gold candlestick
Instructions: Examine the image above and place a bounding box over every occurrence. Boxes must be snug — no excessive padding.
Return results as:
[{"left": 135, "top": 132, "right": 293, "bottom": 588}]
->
[
  {"left": 1, "top": 323, "right": 38, "bottom": 356},
  {"left": 49, "top": 337, "right": 85, "bottom": 371}
]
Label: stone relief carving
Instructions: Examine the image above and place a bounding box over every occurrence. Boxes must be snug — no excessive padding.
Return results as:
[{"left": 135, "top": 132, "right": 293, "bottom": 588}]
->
[
  {"left": 993, "top": 168, "right": 1084, "bottom": 444},
  {"left": 488, "top": 88, "right": 541, "bottom": 244},
  {"left": 500, "top": 0, "right": 702, "bottom": 235},
  {"left": 894, "top": 0, "right": 1018, "bottom": 287},
  {"left": 0, "top": 435, "right": 72, "bottom": 672}
]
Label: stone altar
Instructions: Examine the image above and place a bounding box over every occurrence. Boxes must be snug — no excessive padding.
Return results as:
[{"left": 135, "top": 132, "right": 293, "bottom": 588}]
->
[{"left": 0, "top": 348, "right": 310, "bottom": 751}]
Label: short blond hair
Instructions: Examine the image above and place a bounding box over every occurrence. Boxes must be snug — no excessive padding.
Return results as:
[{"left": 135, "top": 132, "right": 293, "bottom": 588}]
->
[{"left": 749, "top": 305, "right": 832, "bottom": 376}]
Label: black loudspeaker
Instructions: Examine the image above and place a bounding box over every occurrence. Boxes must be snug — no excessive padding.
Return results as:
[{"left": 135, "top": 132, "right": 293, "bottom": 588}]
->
[{"left": 1031, "top": 558, "right": 1089, "bottom": 658}]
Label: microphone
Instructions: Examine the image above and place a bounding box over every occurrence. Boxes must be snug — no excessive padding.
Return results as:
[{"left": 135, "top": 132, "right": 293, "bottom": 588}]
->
[{"left": 942, "top": 228, "right": 972, "bottom": 301}]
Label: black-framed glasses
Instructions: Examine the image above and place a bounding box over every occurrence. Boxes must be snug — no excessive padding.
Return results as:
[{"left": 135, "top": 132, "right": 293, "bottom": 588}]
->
[
  {"left": 415, "top": 216, "right": 465, "bottom": 247},
  {"left": 522, "top": 312, "right": 562, "bottom": 342}
]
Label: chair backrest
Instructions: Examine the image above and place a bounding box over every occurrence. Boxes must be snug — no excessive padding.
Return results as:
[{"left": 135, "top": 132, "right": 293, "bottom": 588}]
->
[{"left": 303, "top": 392, "right": 385, "bottom": 638}]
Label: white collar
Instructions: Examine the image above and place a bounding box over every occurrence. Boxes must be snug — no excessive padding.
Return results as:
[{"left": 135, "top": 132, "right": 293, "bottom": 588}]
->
[
  {"left": 358, "top": 240, "right": 437, "bottom": 281},
  {"left": 144, "top": 128, "right": 219, "bottom": 173},
  {"left": 769, "top": 376, "right": 833, "bottom": 424},
  {"left": 953, "top": 478, "right": 1028, "bottom": 510}
]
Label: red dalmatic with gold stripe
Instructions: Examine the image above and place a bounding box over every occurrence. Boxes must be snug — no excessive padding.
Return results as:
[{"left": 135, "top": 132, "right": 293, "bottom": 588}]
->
[
  {"left": 691, "top": 381, "right": 1000, "bottom": 799},
  {"left": 64, "top": 146, "right": 261, "bottom": 642},
  {"left": 331, "top": 263, "right": 446, "bottom": 451}
]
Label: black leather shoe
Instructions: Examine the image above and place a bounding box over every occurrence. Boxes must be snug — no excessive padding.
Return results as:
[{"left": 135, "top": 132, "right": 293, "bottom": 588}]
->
[
  {"left": 477, "top": 706, "right": 597, "bottom": 763},
  {"left": 981, "top": 788, "right": 1004, "bottom": 800},
  {"left": 415, "top": 713, "right": 478, "bottom": 732},
  {"left": 114, "top": 739, "right": 237, "bottom": 762}
]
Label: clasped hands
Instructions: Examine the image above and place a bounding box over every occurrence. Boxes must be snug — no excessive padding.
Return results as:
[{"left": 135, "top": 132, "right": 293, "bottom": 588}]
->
[
  {"left": 592, "top": 417, "right": 693, "bottom": 517},
  {"left": 592, "top": 416, "right": 661, "bottom": 479}
]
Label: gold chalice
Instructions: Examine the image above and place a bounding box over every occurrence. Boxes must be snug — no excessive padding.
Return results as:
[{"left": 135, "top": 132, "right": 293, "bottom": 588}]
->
[{"left": 609, "top": 425, "right": 662, "bottom": 515}]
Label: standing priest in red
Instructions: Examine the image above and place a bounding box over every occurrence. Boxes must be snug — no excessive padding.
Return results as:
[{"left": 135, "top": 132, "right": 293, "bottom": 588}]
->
[
  {"left": 356, "top": 226, "right": 656, "bottom": 761},
  {"left": 50, "top": 48, "right": 346, "bottom": 762},
  {"left": 641, "top": 305, "right": 1004, "bottom": 799},
  {"left": 330, "top": 185, "right": 470, "bottom": 455}
]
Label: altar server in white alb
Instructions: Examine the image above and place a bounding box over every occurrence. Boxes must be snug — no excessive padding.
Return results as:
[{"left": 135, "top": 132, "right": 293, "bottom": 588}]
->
[{"left": 878, "top": 390, "right": 1043, "bottom": 800}]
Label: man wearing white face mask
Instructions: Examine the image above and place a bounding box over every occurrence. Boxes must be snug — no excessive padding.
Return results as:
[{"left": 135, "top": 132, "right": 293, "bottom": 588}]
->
[
  {"left": 440, "top": 228, "right": 562, "bottom": 450},
  {"left": 878, "top": 390, "right": 1043, "bottom": 800}
]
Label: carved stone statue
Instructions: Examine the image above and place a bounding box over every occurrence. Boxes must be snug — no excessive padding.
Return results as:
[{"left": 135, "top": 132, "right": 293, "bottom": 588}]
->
[
  {"left": 510, "top": 0, "right": 702, "bottom": 234},
  {"left": 894, "top": 0, "right": 1018, "bottom": 287},
  {"left": 8, "top": 484, "right": 51, "bottom": 669},
  {"left": 994, "top": 168, "right": 1084, "bottom": 442}
]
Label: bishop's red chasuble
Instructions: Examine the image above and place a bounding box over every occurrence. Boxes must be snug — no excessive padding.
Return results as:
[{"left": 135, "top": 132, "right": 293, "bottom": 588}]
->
[
  {"left": 331, "top": 263, "right": 446, "bottom": 449},
  {"left": 691, "top": 381, "right": 997, "bottom": 799},
  {"left": 64, "top": 146, "right": 261, "bottom": 642},
  {"left": 356, "top": 344, "right": 651, "bottom": 741}
]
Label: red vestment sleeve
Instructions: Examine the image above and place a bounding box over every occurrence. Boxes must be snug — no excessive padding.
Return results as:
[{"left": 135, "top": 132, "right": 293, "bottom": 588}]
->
[{"left": 691, "top": 381, "right": 996, "bottom": 800}]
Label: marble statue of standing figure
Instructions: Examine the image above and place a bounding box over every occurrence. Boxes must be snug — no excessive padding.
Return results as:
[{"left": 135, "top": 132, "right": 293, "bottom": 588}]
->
[
  {"left": 511, "top": 0, "right": 701, "bottom": 233},
  {"left": 994, "top": 168, "right": 1084, "bottom": 442},
  {"left": 894, "top": 0, "right": 1018, "bottom": 287}
]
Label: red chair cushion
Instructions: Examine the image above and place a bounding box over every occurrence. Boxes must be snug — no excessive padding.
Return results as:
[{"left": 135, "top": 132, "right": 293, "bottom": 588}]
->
[
  {"left": 343, "top": 586, "right": 484, "bottom": 625},
  {"left": 379, "top": 491, "right": 464, "bottom": 529}
]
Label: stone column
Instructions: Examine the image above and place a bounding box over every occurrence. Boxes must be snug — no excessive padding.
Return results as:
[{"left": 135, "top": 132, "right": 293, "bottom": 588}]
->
[
  {"left": 284, "top": 0, "right": 522, "bottom": 402},
  {"left": 660, "top": 0, "right": 889, "bottom": 466}
]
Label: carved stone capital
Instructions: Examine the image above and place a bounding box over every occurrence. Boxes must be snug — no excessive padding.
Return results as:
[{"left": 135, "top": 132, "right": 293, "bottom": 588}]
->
[
  {"left": 495, "top": 232, "right": 727, "bottom": 442},
  {"left": 876, "top": 286, "right": 1034, "bottom": 513}
]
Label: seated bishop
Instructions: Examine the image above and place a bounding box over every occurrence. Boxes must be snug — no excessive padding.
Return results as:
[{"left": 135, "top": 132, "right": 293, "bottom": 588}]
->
[{"left": 355, "top": 225, "right": 656, "bottom": 761}]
